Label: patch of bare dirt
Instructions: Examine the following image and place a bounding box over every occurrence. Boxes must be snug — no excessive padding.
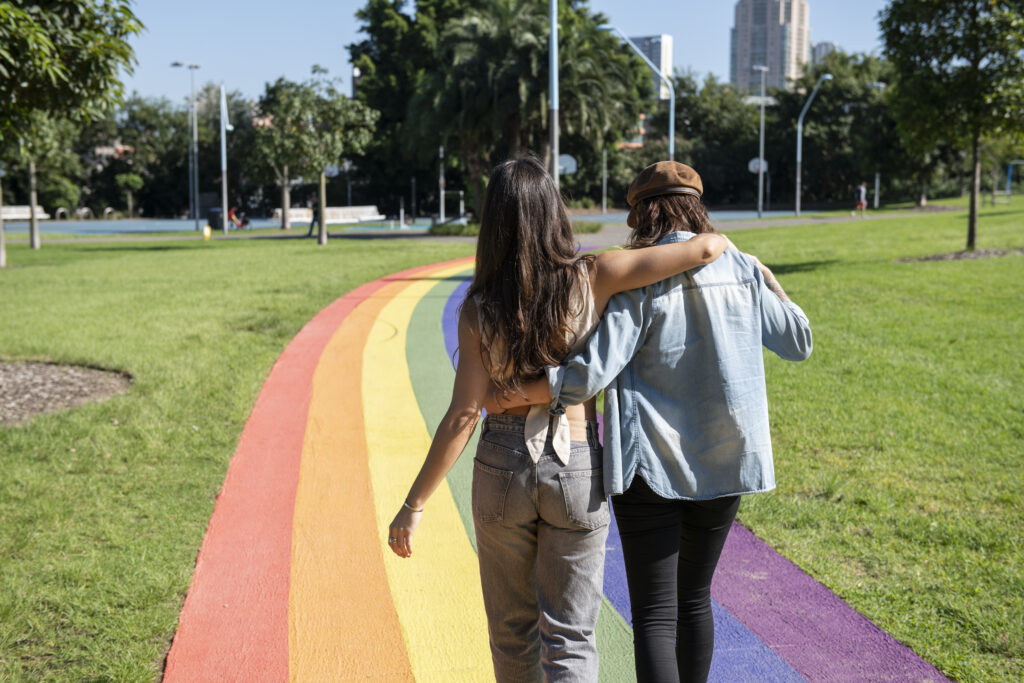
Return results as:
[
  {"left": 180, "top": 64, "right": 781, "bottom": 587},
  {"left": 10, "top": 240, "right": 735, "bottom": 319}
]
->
[
  {"left": 0, "top": 362, "right": 132, "bottom": 426},
  {"left": 899, "top": 248, "right": 1024, "bottom": 262}
]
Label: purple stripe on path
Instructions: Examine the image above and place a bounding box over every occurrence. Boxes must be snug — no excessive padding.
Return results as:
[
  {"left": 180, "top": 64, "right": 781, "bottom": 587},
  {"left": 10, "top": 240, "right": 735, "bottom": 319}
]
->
[
  {"left": 442, "top": 276, "right": 471, "bottom": 363},
  {"left": 598, "top": 417, "right": 803, "bottom": 682},
  {"left": 712, "top": 523, "right": 949, "bottom": 682}
]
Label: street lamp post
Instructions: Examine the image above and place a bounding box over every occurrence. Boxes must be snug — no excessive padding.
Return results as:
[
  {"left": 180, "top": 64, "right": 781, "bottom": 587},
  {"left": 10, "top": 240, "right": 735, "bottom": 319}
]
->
[
  {"left": 219, "top": 85, "right": 233, "bottom": 236},
  {"left": 600, "top": 25, "right": 675, "bottom": 161},
  {"left": 795, "top": 73, "right": 832, "bottom": 216},
  {"left": 549, "top": 0, "right": 559, "bottom": 186},
  {"left": 171, "top": 61, "right": 201, "bottom": 231},
  {"left": 753, "top": 65, "right": 768, "bottom": 218}
]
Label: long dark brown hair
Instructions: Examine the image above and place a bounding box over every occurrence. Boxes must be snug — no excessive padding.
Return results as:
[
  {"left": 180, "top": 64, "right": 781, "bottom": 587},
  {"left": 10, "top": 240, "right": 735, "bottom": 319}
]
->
[
  {"left": 627, "top": 194, "right": 714, "bottom": 248},
  {"left": 467, "top": 157, "right": 592, "bottom": 393}
]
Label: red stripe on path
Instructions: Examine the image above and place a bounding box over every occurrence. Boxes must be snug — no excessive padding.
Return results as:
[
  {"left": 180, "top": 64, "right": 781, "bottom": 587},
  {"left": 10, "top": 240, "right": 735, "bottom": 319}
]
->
[{"left": 163, "top": 258, "right": 470, "bottom": 682}]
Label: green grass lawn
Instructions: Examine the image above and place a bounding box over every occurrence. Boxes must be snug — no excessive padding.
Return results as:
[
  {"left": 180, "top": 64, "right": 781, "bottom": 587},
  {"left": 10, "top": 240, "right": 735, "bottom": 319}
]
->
[{"left": 0, "top": 202, "right": 1021, "bottom": 681}]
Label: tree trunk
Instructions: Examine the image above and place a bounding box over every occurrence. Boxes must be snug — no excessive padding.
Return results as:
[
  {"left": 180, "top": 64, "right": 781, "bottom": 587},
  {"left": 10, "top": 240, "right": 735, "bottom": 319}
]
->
[
  {"left": 281, "top": 165, "right": 291, "bottom": 230},
  {"left": 967, "top": 132, "right": 980, "bottom": 250},
  {"left": 917, "top": 175, "right": 928, "bottom": 208},
  {"left": 29, "top": 159, "right": 39, "bottom": 250},
  {"left": 0, "top": 176, "right": 6, "bottom": 269},
  {"left": 538, "top": 136, "right": 551, "bottom": 176},
  {"left": 317, "top": 171, "right": 328, "bottom": 246},
  {"left": 126, "top": 189, "right": 134, "bottom": 218},
  {"left": 461, "top": 141, "right": 486, "bottom": 219}
]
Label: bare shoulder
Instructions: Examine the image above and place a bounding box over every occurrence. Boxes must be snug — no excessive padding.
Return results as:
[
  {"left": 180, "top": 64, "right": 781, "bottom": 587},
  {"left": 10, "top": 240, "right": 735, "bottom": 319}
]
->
[{"left": 459, "top": 296, "right": 479, "bottom": 331}]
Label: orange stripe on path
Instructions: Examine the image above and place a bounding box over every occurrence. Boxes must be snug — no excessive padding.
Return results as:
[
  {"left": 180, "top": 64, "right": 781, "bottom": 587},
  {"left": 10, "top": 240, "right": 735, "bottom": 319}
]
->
[
  {"left": 288, "top": 276, "right": 415, "bottom": 681},
  {"left": 164, "top": 257, "right": 473, "bottom": 682}
]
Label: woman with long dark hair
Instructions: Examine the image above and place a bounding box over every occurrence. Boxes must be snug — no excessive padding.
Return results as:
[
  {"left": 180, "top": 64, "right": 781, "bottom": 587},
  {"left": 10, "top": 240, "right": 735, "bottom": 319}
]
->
[
  {"left": 490, "top": 161, "right": 813, "bottom": 682},
  {"left": 386, "top": 157, "right": 733, "bottom": 681}
]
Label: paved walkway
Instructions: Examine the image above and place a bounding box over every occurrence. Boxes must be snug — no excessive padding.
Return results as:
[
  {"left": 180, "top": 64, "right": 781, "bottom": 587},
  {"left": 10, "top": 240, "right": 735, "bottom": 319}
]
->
[
  {"left": 162, "top": 256, "right": 950, "bottom": 682},
  {"left": 5, "top": 206, "right": 952, "bottom": 247}
]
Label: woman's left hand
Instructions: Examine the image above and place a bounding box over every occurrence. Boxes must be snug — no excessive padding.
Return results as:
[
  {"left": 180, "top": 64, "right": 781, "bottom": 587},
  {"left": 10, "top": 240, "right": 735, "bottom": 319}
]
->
[{"left": 388, "top": 506, "right": 423, "bottom": 558}]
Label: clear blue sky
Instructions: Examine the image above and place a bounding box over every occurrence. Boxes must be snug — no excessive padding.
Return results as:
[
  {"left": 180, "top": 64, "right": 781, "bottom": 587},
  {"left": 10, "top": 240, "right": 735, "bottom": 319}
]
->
[{"left": 123, "top": 0, "right": 890, "bottom": 103}]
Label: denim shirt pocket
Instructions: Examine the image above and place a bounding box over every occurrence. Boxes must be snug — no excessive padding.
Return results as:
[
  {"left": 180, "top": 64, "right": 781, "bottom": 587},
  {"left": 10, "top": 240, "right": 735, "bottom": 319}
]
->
[
  {"left": 557, "top": 468, "right": 610, "bottom": 530},
  {"left": 472, "top": 459, "right": 514, "bottom": 523}
]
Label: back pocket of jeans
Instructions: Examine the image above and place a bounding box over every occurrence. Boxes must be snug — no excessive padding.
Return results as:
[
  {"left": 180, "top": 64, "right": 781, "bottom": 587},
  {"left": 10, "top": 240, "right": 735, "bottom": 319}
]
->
[
  {"left": 558, "top": 469, "right": 609, "bottom": 530},
  {"left": 472, "top": 459, "right": 514, "bottom": 523}
]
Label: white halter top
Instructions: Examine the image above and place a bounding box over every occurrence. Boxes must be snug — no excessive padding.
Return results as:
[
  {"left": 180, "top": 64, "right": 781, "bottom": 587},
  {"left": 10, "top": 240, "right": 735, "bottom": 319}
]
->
[{"left": 478, "top": 262, "right": 599, "bottom": 464}]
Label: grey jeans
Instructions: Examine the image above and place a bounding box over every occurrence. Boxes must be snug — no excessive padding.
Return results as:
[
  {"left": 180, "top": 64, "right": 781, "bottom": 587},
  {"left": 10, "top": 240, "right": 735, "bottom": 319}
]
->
[{"left": 472, "top": 413, "right": 609, "bottom": 683}]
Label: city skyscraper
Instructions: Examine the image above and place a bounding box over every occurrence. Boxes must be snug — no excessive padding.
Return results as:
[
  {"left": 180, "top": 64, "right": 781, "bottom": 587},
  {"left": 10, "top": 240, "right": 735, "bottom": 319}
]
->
[
  {"left": 730, "top": 0, "right": 811, "bottom": 91},
  {"left": 812, "top": 41, "right": 837, "bottom": 65},
  {"left": 628, "top": 34, "right": 673, "bottom": 100}
]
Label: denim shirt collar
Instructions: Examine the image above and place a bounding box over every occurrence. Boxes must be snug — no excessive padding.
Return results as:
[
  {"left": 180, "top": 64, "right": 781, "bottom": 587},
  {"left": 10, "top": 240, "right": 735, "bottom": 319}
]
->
[{"left": 656, "top": 230, "right": 694, "bottom": 246}]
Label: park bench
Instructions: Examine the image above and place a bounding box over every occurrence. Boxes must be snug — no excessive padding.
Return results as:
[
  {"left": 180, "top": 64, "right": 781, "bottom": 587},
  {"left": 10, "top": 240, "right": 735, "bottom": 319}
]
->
[
  {"left": 0, "top": 205, "right": 51, "bottom": 220},
  {"left": 272, "top": 206, "right": 386, "bottom": 224}
]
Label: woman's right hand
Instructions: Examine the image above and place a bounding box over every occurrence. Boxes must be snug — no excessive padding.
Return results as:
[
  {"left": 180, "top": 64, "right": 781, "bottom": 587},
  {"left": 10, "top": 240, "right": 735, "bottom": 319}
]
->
[{"left": 388, "top": 505, "right": 423, "bottom": 559}]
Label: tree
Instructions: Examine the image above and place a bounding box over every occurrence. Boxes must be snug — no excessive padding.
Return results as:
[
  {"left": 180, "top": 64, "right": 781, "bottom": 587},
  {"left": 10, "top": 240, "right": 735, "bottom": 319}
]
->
[
  {"left": 304, "top": 67, "right": 378, "bottom": 245},
  {"left": 106, "top": 96, "right": 189, "bottom": 218},
  {"left": 115, "top": 172, "right": 143, "bottom": 217},
  {"left": 349, "top": 0, "right": 467, "bottom": 217},
  {"left": 252, "top": 78, "right": 315, "bottom": 229},
  {"left": 881, "top": 0, "right": 1024, "bottom": 249},
  {"left": 0, "top": 0, "right": 142, "bottom": 265},
  {"left": 405, "top": 0, "right": 650, "bottom": 215},
  {"left": 12, "top": 112, "right": 81, "bottom": 249}
]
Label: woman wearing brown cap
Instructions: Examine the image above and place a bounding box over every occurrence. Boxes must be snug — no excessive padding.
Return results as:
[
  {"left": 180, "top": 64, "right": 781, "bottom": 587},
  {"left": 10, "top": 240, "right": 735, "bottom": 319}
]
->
[
  {"left": 495, "top": 161, "right": 813, "bottom": 682},
  {"left": 386, "top": 157, "right": 735, "bottom": 681}
]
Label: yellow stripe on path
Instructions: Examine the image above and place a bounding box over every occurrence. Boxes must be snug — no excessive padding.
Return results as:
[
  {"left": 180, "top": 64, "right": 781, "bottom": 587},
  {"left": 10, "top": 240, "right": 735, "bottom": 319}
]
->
[
  {"left": 289, "top": 280, "right": 415, "bottom": 682},
  {"left": 364, "top": 263, "right": 493, "bottom": 681}
]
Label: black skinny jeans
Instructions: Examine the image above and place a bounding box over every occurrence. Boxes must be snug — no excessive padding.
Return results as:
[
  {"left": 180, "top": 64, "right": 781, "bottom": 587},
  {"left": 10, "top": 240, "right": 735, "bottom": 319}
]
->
[{"left": 613, "top": 476, "right": 740, "bottom": 683}]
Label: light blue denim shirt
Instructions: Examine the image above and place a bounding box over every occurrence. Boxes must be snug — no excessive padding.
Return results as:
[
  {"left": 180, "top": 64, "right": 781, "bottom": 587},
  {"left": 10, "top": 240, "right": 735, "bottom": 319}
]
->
[{"left": 546, "top": 231, "right": 813, "bottom": 500}]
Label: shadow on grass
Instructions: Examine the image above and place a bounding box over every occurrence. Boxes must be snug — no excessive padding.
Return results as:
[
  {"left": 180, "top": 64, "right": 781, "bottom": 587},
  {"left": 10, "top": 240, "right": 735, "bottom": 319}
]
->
[
  {"left": 78, "top": 244, "right": 203, "bottom": 253},
  {"left": 381, "top": 274, "right": 472, "bottom": 284},
  {"left": 767, "top": 259, "right": 840, "bottom": 275}
]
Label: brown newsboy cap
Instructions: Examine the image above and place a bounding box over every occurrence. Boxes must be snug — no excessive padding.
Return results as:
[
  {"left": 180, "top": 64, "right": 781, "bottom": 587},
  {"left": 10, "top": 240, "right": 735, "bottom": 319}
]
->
[{"left": 626, "top": 161, "right": 703, "bottom": 228}]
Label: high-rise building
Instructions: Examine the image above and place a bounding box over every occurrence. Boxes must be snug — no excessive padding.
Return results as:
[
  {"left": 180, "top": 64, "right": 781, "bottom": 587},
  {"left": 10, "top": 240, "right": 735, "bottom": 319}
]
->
[
  {"left": 628, "top": 34, "right": 673, "bottom": 100},
  {"left": 811, "top": 41, "right": 837, "bottom": 65},
  {"left": 730, "top": 0, "right": 810, "bottom": 92}
]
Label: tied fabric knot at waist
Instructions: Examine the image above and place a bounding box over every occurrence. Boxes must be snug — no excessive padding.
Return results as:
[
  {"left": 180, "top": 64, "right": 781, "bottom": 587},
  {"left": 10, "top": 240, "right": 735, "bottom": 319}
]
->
[{"left": 523, "top": 405, "right": 589, "bottom": 465}]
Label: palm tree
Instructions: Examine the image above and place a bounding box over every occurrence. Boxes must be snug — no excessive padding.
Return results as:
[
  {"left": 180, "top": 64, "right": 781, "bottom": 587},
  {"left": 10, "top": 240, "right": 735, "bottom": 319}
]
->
[{"left": 409, "top": 0, "right": 649, "bottom": 214}]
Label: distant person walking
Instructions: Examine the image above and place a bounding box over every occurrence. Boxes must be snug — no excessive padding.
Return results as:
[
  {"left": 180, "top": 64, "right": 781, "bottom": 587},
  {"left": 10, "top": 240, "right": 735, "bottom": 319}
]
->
[
  {"left": 853, "top": 182, "right": 868, "bottom": 217},
  {"left": 306, "top": 206, "right": 320, "bottom": 238}
]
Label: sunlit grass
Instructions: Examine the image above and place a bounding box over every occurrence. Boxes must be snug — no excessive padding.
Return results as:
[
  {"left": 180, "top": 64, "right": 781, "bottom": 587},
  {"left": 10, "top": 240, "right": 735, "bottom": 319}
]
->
[{"left": 0, "top": 200, "right": 1021, "bottom": 680}]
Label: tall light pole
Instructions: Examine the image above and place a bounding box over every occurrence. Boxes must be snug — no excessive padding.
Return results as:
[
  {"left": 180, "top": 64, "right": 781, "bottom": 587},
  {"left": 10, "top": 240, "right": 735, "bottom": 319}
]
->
[
  {"left": 753, "top": 65, "right": 768, "bottom": 218},
  {"left": 600, "top": 25, "right": 675, "bottom": 161},
  {"left": 549, "top": 0, "right": 559, "bottom": 187},
  {"left": 438, "top": 146, "right": 445, "bottom": 223},
  {"left": 795, "top": 73, "right": 832, "bottom": 216},
  {"left": 219, "top": 85, "right": 233, "bottom": 236},
  {"left": 867, "top": 81, "right": 887, "bottom": 210},
  {"left": 172, "top": 61, "right": 201, "bottom": 231}
]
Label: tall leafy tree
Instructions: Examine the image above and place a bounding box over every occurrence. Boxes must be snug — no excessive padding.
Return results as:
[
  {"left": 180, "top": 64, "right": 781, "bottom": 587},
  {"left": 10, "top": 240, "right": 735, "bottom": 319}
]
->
[
  {"left": 881, "top": 0, "right": 1024, "bottom": 249},
  {"left": 252, "top": 78, "right": 315, "bottom": 229},
  {"left": 349, "top": 0, "right": 476, "bottom": 217},
  {"left": 0, "top": 0, "right": 142, "bottom": 263},
  {"left": 406, "top": 0, "right": 650, "bottom": 215},
  {"left": 304, "top": 67, "right": 378, "bottom": 245},
  {"left": 106, "top": 96, "right": 189, "bottom": 218}
]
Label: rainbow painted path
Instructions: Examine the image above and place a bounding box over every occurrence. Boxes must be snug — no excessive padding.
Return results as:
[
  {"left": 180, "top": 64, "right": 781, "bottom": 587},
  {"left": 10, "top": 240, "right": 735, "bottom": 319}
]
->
[{"left": 164, "top": 257, "right": 948, "bottom": 682}]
